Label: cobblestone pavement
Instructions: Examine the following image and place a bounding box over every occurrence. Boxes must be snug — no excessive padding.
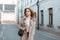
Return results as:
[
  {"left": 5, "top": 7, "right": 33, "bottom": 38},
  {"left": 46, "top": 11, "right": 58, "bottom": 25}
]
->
[{"left": 0, "top": 24, "right": 60, "bottom": 40}]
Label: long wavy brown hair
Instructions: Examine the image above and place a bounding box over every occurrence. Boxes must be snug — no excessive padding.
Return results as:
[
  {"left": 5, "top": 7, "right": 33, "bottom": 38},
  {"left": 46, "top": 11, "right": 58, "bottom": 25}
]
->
[{"left": 24, "top": 8, "right": 36, "bottom": 18}]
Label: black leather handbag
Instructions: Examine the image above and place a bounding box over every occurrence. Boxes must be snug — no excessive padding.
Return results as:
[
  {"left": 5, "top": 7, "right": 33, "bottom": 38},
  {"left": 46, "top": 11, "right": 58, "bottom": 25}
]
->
[
  {"left": 18, "top": 18, "right": 26, "bottom": 37},
  {"left": 18, "top": 29, "right": 24, "bottom": 37}
]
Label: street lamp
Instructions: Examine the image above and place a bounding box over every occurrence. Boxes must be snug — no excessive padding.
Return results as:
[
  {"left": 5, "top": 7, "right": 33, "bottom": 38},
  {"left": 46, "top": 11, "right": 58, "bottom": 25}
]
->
[{"left": 37, "top": 0, "right": 39, "bottom": 30}]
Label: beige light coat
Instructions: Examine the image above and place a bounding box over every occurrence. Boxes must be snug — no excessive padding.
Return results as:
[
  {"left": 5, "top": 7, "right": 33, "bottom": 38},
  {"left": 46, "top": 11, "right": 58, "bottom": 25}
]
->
[{"left": 18, "top": 16, "right": 36, "bottom": 40}]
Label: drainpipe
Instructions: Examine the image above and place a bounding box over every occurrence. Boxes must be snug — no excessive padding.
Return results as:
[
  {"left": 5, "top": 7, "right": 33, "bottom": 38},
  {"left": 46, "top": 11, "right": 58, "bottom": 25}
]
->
[{"left": 37, "top": 0, "right": 39, "bottom": 30}]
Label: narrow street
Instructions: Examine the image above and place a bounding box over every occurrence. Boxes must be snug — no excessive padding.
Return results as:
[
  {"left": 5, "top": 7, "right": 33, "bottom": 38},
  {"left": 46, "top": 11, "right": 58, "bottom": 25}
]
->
[{"left": 0, "top": 24, "right": 60, "bottom": 40}]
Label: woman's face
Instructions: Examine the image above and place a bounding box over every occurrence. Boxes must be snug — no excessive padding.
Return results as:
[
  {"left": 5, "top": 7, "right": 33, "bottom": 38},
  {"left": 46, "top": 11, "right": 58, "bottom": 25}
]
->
[{"left": 25, "top": 9, "right": 31, "bottom": 17}]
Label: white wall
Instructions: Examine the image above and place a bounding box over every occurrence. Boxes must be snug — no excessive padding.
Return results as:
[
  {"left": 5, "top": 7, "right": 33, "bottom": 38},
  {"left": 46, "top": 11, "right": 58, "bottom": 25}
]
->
[
  {"left": 0, "top": 0, "right": 18, "bottom": 24},
  {"left": 0, "top": 0, "right": 17, "bottom": 4},
  {"left": 1, "top": 12, "right": 17, "bottom": 24},
  {"left": 39, "top": 0, "right": 60, "bottom": 28}
]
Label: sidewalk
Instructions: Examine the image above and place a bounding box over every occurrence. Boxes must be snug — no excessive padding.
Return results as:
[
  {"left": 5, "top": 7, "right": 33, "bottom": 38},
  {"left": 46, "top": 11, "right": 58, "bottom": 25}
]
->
[
  {"left": 0, "top": 24, "right": 60, "bottom": 40},
  {"left": 35, "top": 30, "right": 60, "bottom": 40},
  {"left": 39, "top": 25, "right": 60, "bottom": 36}
]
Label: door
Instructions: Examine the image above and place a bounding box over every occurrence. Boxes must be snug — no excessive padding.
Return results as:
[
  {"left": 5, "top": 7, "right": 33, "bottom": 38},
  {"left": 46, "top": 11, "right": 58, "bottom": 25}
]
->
[{"left": 49, "top": 8, "right": 53, "bottom": 25}]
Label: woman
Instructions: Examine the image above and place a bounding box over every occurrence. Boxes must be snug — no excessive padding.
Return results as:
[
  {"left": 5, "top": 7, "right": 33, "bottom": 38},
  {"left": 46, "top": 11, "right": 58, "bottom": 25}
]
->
[
  {"left": 18, "top": 8, "right": 36, "bottom": 40},
  {"left": 28, "top": 12, "right": 36, "bottom": 40}
]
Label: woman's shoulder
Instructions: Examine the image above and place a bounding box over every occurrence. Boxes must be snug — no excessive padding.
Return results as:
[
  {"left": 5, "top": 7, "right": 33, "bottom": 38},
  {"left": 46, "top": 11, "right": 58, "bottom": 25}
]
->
[
  {"left": 21, "top": 16, "right": 25, "bottom": 18},
  {"left": 20, "top": 16, "right": 26, "bottom": 22},
  {"left": 31, "top": 18, "right": 36, "bottom": 22},
  {"left": 22, "top": 15, "right": 26, "bottom": 18}
]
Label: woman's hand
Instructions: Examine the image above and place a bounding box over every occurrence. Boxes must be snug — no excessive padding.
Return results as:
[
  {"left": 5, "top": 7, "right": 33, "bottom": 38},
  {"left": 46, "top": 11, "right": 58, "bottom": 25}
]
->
[{"left": 22, "top": 27, "right": 26, "bottom": 31}]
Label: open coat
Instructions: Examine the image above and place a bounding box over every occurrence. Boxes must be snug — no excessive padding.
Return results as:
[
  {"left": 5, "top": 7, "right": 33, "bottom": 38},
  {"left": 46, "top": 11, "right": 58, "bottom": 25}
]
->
[{"left": 18, "top": 16, "right": 36, "bottom": 40}]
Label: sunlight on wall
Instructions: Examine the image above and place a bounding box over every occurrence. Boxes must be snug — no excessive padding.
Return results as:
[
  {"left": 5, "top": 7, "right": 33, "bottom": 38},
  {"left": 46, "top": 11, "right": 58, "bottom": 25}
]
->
[
  {"left": 0, "top": 0, "right": 17, "bottom": 4},
  {"left": 1, "top": 12, "right": 17, "bottom": 24}
]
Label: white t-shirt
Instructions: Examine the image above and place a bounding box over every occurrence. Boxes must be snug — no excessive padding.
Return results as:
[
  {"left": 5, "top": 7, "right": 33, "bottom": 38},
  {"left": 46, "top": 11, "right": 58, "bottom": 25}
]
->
[{"left": 25, "top": 17, "right": 30, "bottom": 32}]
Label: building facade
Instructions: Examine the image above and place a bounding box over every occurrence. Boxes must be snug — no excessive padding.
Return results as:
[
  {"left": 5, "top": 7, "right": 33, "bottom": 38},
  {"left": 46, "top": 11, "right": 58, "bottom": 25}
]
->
[
  {"left": 39, "top": 0, "right": 60, "bottom": 30},
  {"left": 18, "top": 0, "right": 60, "bottom": 30},
  {"left": 0, "top": 0, "right": 18, "bottom": 24}
]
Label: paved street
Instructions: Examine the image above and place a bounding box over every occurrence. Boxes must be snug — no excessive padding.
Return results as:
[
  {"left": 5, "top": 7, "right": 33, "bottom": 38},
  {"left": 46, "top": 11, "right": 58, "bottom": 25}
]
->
[
  {"left": 35, "top": 30, "right": 60, "bottom": 40},
  {"left": 0, "top": 24, "right": 60, "bottom": 40}
]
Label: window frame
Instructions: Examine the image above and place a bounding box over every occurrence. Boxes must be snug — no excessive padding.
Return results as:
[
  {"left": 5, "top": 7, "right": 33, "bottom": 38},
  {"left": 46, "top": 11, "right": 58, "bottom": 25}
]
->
[{"left": 4, "top": 4, "right": 15, "bottom": 13}]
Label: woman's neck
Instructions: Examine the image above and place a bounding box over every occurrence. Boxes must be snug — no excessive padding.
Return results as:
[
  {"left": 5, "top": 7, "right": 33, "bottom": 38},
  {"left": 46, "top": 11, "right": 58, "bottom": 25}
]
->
[{"left": 26, "top": 15, "right": 31, "bottom": 18}]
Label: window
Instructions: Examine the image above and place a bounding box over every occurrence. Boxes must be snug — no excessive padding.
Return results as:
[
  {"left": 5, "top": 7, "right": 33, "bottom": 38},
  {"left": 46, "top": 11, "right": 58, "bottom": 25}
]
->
[
  {"left": 49, "top": 8, "right": 53, "bottom": 25},
  {"left": 4, "top": 4, "right": 15, "bottom": 12},
  {"left": 0, "top": 4, "right": 3, "bottom": 11},
  {"left": 30, "top": 0, "right": 32, "bottom": 3},
  {"left": 40, "top": 10, "right": 44, "bottom": 25},
  {"left": 0, "top": 4, "right": 3, "bottom": 23}
]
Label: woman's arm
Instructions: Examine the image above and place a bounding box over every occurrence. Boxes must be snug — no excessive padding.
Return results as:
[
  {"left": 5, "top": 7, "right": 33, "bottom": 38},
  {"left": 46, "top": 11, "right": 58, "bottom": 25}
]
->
[
  {"left": 31, "top": 20, "right": 36, "bottom": 36},
  {"left": 18, "top": 18, "right": 26, "bottom": 30}
]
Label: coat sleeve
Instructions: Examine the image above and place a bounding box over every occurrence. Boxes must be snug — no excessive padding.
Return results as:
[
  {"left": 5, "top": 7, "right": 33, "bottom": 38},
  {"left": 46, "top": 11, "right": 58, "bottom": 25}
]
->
[
  {"left": 31, "top": 20, "right": 36, "bottom": 36},
  {"left": 18, "top": 17, "right": 24, "bottom": 29}
]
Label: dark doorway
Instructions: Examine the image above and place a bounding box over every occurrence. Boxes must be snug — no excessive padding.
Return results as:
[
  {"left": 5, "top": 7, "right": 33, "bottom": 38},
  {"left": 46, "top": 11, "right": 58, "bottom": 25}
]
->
[
  {"left": 47, "top": 8, "right": 53, "bottom": 27},
  {"left": 40, "top": 10, "right": 44, "bottom": 26},
  {"left": 49, "top": 8, "right": 53, "bottom": 25}
]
